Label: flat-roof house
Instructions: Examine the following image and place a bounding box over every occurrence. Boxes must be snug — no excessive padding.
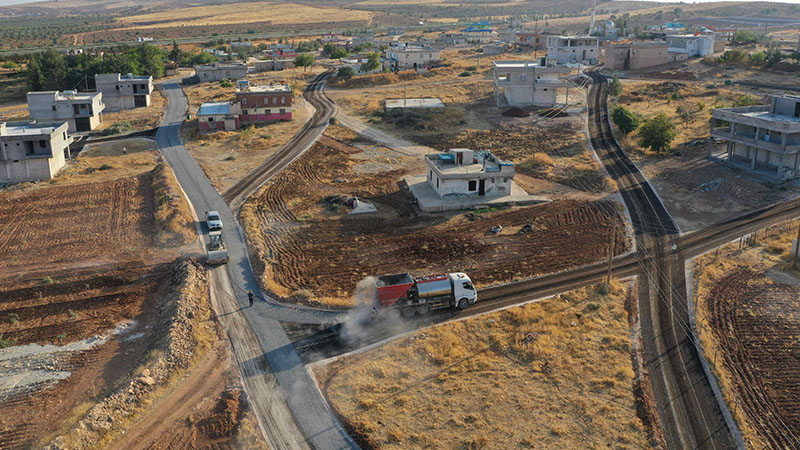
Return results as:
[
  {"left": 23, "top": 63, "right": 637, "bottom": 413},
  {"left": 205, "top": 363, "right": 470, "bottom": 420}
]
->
[
  {"left": 194, "top": 63, "right": 248, "bottom": 82},
  {"left": 27, "top": 90, "right": 104, "bottom": 133},
  {"left": 253, "top": 59, "right": 294, "bottom": 72},
  {"left": 0, "top": 121, "right": 73, "bottom": 182},
  {"left": 666, "top": 34, "right": 715, "bottom": 57},
  {"left": 95, "top": 73, "right": 154, "bottom": 111},
  {"left": 236, "top": 80, "right": 292, "bottom": 124},
  {"left": 197, "top": 102, "right": 241, "bottom": 132},
  {"left": 386, "top": 44, "right": 441, "bottom": 70},
  {"left": 493, "top": 59, "right": 573, "bottom": 108},
  {"left": 425, "top": 148, "right": 515, "bottom": 198},
  {"left": 340, "top": 55, "right": 383, "bottom": 75},
  {"left": 711, "top": 94, "right": 800, "bottom": 177},
  {"left": 546, "top": 35, "right": 600, "bottom": 64}
]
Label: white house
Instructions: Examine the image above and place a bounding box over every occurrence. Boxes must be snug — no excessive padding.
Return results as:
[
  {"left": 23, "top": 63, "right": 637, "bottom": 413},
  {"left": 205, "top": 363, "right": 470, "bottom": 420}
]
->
[
  {"left": 0, "top": 121, "right": 73, "bottom": 182},
  {"left": 546, "top": 35, "right": 600, "bottom": 64},
  {"left": 425, "top": 148, "right": 515, "bottom": 198},
  {"left": 386, "top": 43, "right": 441, "bottom": 70},
  {"left": 666, "top": 34, "right": 715, "bottom": 57}
]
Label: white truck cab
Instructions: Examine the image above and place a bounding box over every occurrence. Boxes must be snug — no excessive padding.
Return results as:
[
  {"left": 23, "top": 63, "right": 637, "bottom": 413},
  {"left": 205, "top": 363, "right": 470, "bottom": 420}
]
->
[{"left": 449, "top": 272, "right": 477, "bottom": 309}]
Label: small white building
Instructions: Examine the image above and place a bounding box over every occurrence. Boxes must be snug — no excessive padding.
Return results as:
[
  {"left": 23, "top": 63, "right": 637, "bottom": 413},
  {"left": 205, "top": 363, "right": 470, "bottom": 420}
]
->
[
  {"left": 666, "top": 34, "right": 715, "bottom": 58},
  {"left": 493, "top": 60, "right": 573, "bottom": 108},
  {"left": 27, "top": 90, "right": 105, "bottom": 133},
  {"left": 339, "top": 56, "right": 383, "bottom": 75},
  {"left": 0, "top": 121, "right": 73, "bottom": 182},
  {"left": 94, "top": 73, "right": 153, "bottom": 111},
  {"left": 425, "top": 148, "right": 515, "bottom": 198},
  {"left": 194, "top": 63, "right": 248, "bottom": 82},
  {"left": 546, "top": 35, "right": 600, "bottom": 64},
  {"left": 197, "top": 102, "right": 241, "bottom": 132}
]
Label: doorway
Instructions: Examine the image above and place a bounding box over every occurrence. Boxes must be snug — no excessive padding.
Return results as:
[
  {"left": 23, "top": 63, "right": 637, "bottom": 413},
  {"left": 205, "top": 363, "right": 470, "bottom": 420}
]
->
[{"left": 478, "top": 179, "right": 485, "bottom": 196}]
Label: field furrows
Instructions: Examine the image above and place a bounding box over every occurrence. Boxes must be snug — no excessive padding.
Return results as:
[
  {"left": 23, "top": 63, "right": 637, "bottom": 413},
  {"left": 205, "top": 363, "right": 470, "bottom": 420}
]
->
[
  {"left": 0, "top": 176, "right": 155, "bottom": 275},
  {"left": 707, "top": 269, "right": 800, "bottom": 449}
]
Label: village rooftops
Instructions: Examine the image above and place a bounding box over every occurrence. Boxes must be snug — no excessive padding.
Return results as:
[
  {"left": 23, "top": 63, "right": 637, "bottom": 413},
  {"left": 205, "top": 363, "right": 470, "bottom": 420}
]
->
[
  {"left": 197, "top": 102, "right": 235, "bottom": 116},
  {"left": 28, "top": 90, "right": 99, "bottom": 102},
  {"left": 426, "top": 149, "right": 514, "bottom": 177},
  {"left": 117, "top": 74, "right": 152, "bottom": 81},
  {"left": 0, "top": 121, "right": 69, "bottom": 136},
  {"left": 492, "top": 60, "right": 569, "bottom": 72},
  {"left": 237, "top": 83, "right": 292, "bottom": 94}
]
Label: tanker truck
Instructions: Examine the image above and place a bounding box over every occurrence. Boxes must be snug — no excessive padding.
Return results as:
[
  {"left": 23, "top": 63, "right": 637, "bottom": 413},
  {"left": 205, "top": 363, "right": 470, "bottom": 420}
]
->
[{"left": 372, "top": 272, "right": 477, "bottom": 318}]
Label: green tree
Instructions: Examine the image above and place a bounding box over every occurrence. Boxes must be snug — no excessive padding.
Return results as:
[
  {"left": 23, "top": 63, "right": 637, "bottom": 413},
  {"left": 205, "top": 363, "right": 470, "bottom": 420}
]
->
[
  {"left": 338, "top": 66, "right": 355, "bottom": 78},
  {"left": 294, "top": 53, "right": 314, "bottom": 71},
  {"left": 611, "top": 105, "right": 640, "bottom": 134},
  {"left": 360, "top": 52, "right": 381, "bottom": 73},
  {"left": 169, "top": 40, "right": 183, "bottom": 62},
  {"left": 749, "top": 51, "right": 767, "bottom": 65},
  {"left": 322, "top": 42, "right": 348, "bottom": 59},
  {"left": 638, "top": 114, "right": 676, "bottom": 153},
  {"left": 607, "top": 73, "right": 623, "bottom": 97},
  {"left": 765, "top": 47, "right": 783, "bottom": 67}
]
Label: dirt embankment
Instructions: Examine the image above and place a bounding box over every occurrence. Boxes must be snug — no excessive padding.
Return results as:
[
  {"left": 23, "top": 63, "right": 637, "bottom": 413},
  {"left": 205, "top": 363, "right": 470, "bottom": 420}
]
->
[
  {"left": 315, "top": 282, "right": 652, "bottom": 449},
  {"left": 150, "top": 163, "right": 196, "bottom": 246},
  {"left": 242, "top": 129, "right": 628, "bottom": 307}
]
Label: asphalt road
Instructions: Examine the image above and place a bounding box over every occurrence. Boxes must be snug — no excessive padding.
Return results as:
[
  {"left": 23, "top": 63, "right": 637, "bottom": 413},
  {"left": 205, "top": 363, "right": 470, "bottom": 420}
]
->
[{"left": 156, "top": 81, "right": 356, "bottom": 450}]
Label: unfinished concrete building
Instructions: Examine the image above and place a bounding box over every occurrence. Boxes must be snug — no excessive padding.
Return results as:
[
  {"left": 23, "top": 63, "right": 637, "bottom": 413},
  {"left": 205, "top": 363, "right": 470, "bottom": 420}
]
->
[
  {"left": 666, "top": 34, "right": 715, "bottom": 57},
  {"left": 493, "top": 59, "right": 573, "bottom": 108},
  {"left": 386, "top": 43, "right": 441, "bottom": 70},
  {"left": 194, "top": 63, "right": 248, "bottom": 82},
  {"left": 711, "top": 94, "right": 800, "bottom": 177},
  {"left": 94, "top": 73, "right": 153, "bottom": 111},
  {"left": 546, "top": 36, "right": 600, "bottom": 64},
  {"left": 27, "top": 90, "right": 104, "bottom": 132},
  {"left": 0, "top": 121, "right": 73, "bottom": 182}
]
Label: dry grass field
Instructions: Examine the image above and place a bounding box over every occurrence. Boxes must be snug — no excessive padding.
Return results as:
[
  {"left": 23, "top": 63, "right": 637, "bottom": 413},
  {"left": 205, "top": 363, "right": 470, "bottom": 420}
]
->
[
  {"left": 118, "top": 2, "right": 374, "bottom": 29},
  {"left": 693, "top": 220, "right": 800, "bottom": 449},
  {"left": 315, "top": 282, "right": 652, "bottom": 449},
  {"left": 97, "top": 89, "right": 166, "bottom": 134}
]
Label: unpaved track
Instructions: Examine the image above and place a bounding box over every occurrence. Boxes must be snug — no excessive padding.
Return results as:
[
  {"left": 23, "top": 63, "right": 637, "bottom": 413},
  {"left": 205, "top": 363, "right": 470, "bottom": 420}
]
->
[
  {"left": 156, "top": 76, "right": 355, "bottom": 449},
  {"left": 111, "top": 344, "right": 228, "bottom": 450}
]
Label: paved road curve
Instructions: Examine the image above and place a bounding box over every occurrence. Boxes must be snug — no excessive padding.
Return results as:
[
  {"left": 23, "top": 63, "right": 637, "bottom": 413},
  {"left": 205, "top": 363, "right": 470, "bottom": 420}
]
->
[{"left": 156, "top": 81, "right": 356, "bottom": 450}]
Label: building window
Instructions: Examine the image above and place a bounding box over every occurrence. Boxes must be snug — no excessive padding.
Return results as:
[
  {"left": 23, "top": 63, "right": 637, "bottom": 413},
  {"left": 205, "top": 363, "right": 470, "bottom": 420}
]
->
[
  {"left": 208, "top": 117, "right": 214, "bottom": 122},
  {"left": 436, "top": 177, "right": 439, "bottom": 188},
  {"left": 39, "top": 140, "right": 47, "bottom": 148},
  {"left": 281, "top": 96, "right": 285, "bottom": 104},
  {"left": 242, "top": 110, "right": 248, "bottom": 115},
  {"left": 520, "top": 75, "right": 527, "bottom": 82},
  {"left": 242, "top": 98, "right": 247, "bottom": 104},
  {"left": 503, "top": 177, "right": 508, "bottom": 182},
  {"left": 52, "top": 105, "right": 56, "bottom": 111},
  {"left": 115, "top": 85, "right": 119, "bottom": 90},
  {"left": 468, "top": 180, "right": 477, "bottom": 191}
]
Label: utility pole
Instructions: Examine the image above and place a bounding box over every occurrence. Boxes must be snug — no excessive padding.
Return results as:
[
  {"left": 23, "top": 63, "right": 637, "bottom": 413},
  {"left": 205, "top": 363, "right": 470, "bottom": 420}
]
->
[{"left": 606, "top": 225, "right": 616, "bottom": 285}]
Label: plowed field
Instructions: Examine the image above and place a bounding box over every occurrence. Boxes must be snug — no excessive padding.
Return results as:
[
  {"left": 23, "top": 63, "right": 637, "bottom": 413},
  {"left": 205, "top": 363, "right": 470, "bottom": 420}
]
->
[
  {"left": 0, "top": 176, "right": 157, "bottom": 280},
  {"left": 243, "top": 133, "right": 628, "bottom": 307},
  {"left": 0, "top": 266, "right": 169, "bottom": 450},
  {"left": 705, "top": 269, "right": 800, "bottom": 449}
]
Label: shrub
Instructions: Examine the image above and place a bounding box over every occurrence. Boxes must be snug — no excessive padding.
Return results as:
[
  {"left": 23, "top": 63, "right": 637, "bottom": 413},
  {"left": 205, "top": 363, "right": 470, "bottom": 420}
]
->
[
  {"left": 749, "top": 51, "right": 767, "bottom": 65},
  {"left": 223, "top": 154, "right": 236, "bottom": 161},
  {"left": 733, "top": 94, "right": 756, "bottom": 107},
  {"left": 7, "top": 313, "right": 19, "bottom": 324},
  {"left": 459, "top": 71, "right": 472, "bottom": 77},
  {"left": 220, "top": 79, "right": 233, "bottom": 88},
  {"left": 638, "top": 114, "right": 676, "bottom": 153},
  {"left": 0, "top": 334, "right": 16, "bottom": 349},
  {"left": 98, "top": 163, "right": 112, "bottom": 170},
  {"left": 337, "top": 66, "right": 355, "bottom": 79},
  {"left": 465, "top": 65, "right": 478, "bottom": 71},
  {"left": 607, "top": 73, "right": 623, "bottom": 97},
  {"left": 611, "top": 105, "right": 640, "bottom": 135}
]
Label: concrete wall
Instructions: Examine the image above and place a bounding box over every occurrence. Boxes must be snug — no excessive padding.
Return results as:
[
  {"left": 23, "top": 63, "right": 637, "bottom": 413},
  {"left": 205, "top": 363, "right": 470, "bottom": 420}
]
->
[
  {"left": 546, "top": 36, "right": 599, "bottom": 64},
  {"left": 95, "top": 74, "right": 153, "bottom": 111},
  {"left": 195, "top": 64, "right": 248, "bottom": 82},
  {"left": 629, "top": 45, "right": 669, "bottom": 69}
]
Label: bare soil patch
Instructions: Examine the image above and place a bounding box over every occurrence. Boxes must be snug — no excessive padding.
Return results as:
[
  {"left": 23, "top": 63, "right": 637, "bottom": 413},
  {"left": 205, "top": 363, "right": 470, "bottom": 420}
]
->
[
  {"left": 314, "top": 282, "right": 652, "bottom": 449},
  {"left": 693, "top": 219, "right": 800, "bottom": 449},
  {"left": 242, "top": 127, "right": 628, "bottom": 307}
]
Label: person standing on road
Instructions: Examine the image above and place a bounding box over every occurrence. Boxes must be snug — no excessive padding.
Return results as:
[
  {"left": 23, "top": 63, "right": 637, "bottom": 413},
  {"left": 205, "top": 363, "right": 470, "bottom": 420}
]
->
[{"left": 248, "top": 291, "right": 254, "bottom": 307}]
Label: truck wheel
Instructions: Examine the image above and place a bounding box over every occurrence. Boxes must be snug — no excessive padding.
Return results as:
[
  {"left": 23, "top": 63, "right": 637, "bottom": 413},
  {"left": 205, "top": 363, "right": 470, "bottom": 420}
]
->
[
  {"left": 457, "top": 298, "right": 469, "bottom": 311},
  {"left": 415, "top": 304, "right": 430, "bottom": 315},
  {"left": 402, "top": 307, "right": 416, "bottom": 318}
]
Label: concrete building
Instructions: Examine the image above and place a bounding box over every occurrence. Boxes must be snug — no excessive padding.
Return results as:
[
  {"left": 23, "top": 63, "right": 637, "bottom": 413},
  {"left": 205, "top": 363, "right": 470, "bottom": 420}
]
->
[
  {"left": 546, "top": 36, "right": 600, "bottom": 64},
  {"left": 339, "top": 55, "right": 383, "bottom": 75},
  {"left": 513, "top": 31, "right": 547, "bottom": 50},
  {"left": 236, "top": 80, "right": 292, "bottom": 124},
  {"left": 0, "top": 121, "right": 73, "bottom": 182},
  {"left": 425, "top": 148, "right": 515, "bottom": 198},
  {"left": 493, "top": 60, "right": 573, "bottom": 108},
  {"left": 197, "top": 102, "right": 241, "bottom": 132},
  {"left": 603, "top": 42, "right": 669, "bottom": 70},
  {"left": 711, "top": 95, "right": 800, "bottom": 177},
  {"left": 666, "top": 34, "right": 715, "bottom": 57},
  {"left": 253, "top": 59, "right": 294, "bottom": 72},
  {"left": 194, "top": 63, "right": 248, "bottom": 82},
  {"left": 437, "top": 32, "right": 468, "bottom": 46},
  {"left": 27, "top": 90, "right": 104, "bottom": 133},
  {"left": 95, "top": 73, "right": 153, "bottom": 111},
  {"left": 386, "top": 44, "right": 441, "bottom": 70}
]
